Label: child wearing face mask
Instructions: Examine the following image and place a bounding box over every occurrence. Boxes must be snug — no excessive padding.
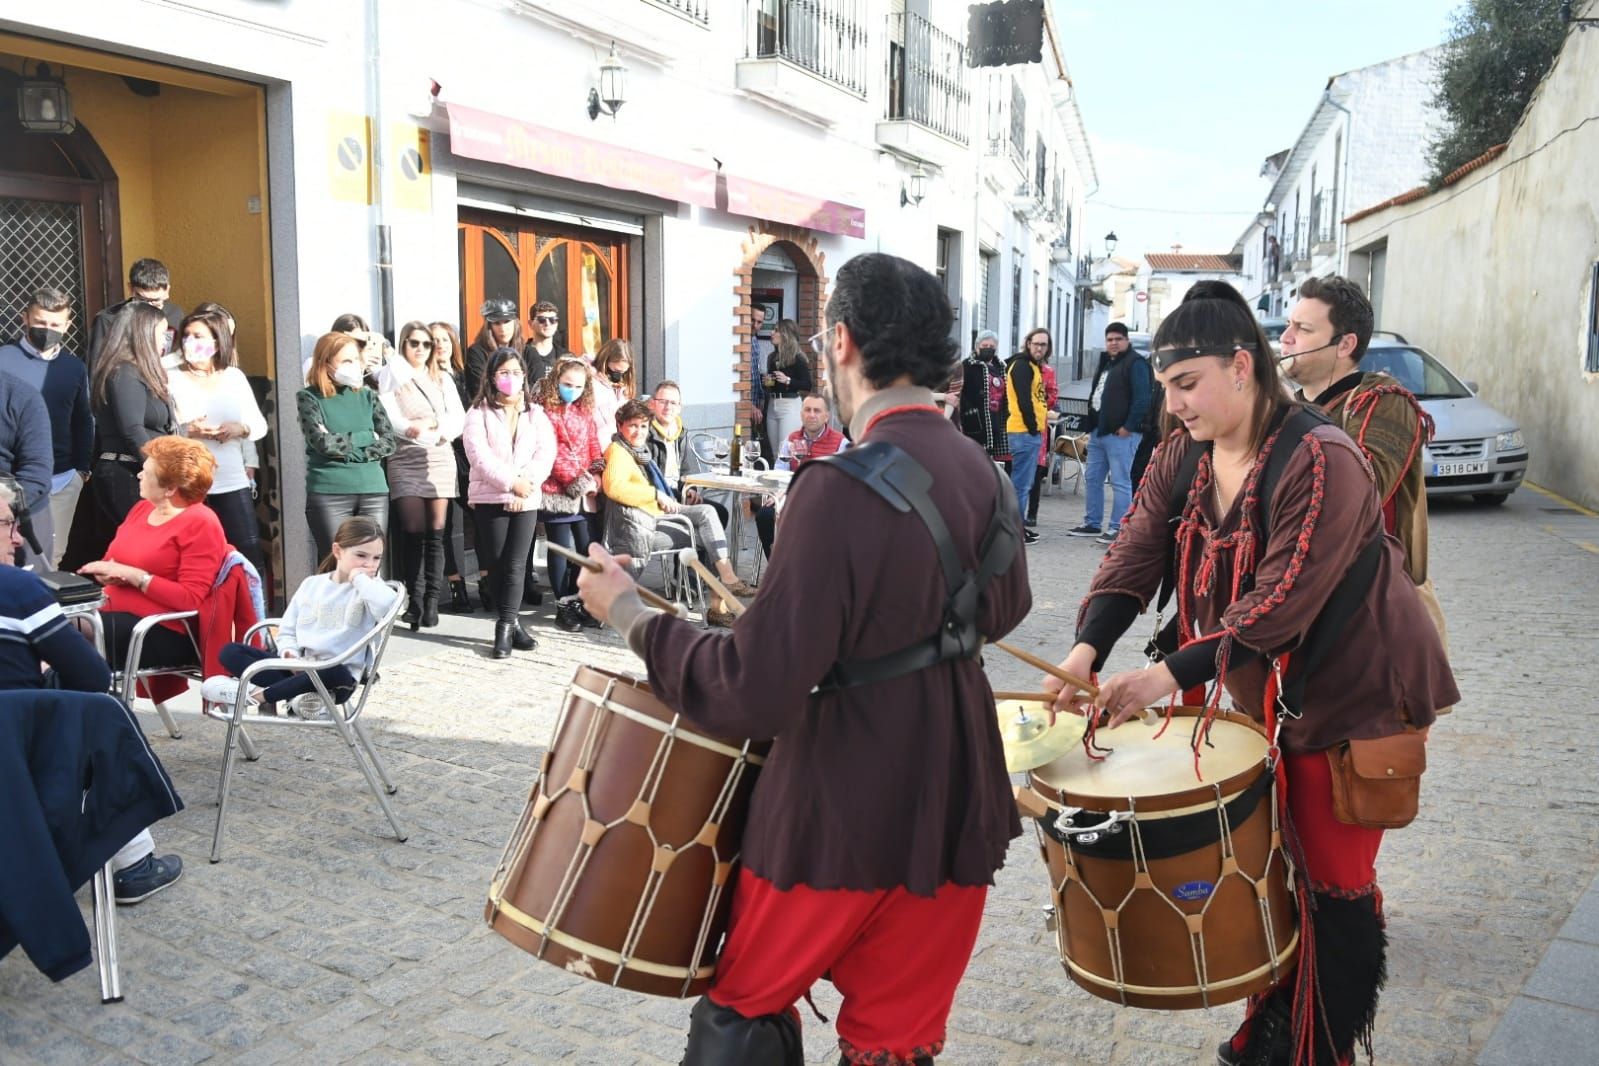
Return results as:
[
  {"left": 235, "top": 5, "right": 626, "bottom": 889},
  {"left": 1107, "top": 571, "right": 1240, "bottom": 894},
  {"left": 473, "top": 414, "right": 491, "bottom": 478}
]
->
[
  {"left": 168, "top": 309, "right": 270, "bottom": 578},
  {"left": 297, "top": 332, "right": 398, "bottom": 561}
]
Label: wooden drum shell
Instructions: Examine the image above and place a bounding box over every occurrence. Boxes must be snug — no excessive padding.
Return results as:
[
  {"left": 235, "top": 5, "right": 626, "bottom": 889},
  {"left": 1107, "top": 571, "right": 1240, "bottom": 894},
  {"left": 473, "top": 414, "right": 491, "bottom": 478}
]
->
[{"left": 486, "top": 666, "right": 766, "bottom": 998}]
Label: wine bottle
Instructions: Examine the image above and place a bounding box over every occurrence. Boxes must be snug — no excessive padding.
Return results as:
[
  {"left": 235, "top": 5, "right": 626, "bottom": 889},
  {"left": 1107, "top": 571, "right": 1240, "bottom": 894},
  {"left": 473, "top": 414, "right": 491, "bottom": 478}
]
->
[{"left": 730, "top": 423, "right": 743, "bottom": 476}]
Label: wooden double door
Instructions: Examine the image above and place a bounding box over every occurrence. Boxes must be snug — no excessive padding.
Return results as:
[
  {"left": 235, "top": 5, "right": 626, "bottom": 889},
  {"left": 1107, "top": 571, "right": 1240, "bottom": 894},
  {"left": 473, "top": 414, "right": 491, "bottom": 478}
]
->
[{"left": 458, "top": 210, "right": 631, "bottom": 358}]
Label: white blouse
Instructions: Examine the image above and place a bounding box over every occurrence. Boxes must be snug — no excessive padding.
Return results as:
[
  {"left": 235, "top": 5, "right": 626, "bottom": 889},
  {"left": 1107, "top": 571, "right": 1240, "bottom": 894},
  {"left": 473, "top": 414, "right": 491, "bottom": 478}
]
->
[{"left": 166, "top": 366, "right": 269, "bottom": 495}]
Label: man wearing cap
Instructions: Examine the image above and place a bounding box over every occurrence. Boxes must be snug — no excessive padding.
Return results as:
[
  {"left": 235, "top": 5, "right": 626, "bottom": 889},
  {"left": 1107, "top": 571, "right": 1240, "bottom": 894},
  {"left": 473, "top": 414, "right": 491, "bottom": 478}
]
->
[
  {"left": 464, "top": 299, "right": 522, "bottom": 403},
  {"left": 957, "top": 330, "right": 1010, "bottom": 469},
  {"left": 1069, "top": 322, "right": 1152, "bottom": 545}
]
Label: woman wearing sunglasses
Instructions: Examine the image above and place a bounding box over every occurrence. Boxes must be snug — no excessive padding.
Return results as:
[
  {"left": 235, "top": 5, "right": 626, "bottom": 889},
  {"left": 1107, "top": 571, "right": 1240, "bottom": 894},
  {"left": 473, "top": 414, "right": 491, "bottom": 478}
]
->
[{"left": 379, "top": 320, "right": 465, "bottom": 629}]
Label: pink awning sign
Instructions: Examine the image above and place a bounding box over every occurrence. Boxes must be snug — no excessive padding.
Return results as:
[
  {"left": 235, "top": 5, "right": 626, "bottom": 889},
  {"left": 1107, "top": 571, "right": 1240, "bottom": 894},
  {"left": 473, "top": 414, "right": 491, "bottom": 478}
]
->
[{"left": 446, "top": 103, "right": 864, "bottom": 238}]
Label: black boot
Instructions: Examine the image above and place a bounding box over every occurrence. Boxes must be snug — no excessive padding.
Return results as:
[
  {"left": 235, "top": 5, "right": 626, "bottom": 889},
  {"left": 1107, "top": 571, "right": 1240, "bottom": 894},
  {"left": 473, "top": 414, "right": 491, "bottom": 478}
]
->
[
  {"left": 510, "top": 619, "right": 537, "bottom": 650},
  {"left": 555, "top": 600, "right": 582, "bottom": 632},
  {"left": 523, "top": 574, "right": 544, "bottom": 607},
  {"left": 478, "top": 576, "right": 495, "bottom": 613},
  {"left": 420, "top": 529, "right": 444, "bottom": 628},
  {"left": 491, "top": 621, "right": 513, "bottom": 659},
  {"left": 443, "top": 580, "right": 472, "bottom": 614},
  {"left": 681, "top": 996, "right": 802, "bottom": 1066},
  {"left": 401, "top": 529, "right": 424, "bottom": 630}
]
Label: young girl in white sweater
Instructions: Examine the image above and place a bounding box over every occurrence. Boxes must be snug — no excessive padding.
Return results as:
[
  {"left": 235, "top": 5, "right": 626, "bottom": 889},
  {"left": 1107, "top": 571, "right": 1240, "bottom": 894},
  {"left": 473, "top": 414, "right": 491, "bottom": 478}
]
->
[{"left": 202, "top": 516, "right": 399, "bottom": 716}]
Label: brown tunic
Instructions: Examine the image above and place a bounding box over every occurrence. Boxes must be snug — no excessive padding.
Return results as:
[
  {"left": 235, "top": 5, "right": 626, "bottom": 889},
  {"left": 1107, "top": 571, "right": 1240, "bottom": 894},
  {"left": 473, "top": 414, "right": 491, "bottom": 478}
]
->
[
  {"left": 641, "top": 402, "right": 1031, "bottom": 895},
  {"left": 1079, "top": 420, "right": 1457, "bottom": 754}
]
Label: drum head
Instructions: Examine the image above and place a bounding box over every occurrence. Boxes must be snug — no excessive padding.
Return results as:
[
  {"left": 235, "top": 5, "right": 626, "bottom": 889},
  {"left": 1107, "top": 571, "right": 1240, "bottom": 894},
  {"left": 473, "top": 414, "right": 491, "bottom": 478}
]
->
[{"left": 1031, "top": 708, "right": 1266, "bottom": 810}]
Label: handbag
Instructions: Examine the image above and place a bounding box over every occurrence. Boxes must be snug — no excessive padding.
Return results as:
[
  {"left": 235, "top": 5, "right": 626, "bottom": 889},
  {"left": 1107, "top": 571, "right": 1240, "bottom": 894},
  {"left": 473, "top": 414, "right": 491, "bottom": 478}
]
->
[{"left": 1326, "top": 732, "right": 1426, "bottom": 829}]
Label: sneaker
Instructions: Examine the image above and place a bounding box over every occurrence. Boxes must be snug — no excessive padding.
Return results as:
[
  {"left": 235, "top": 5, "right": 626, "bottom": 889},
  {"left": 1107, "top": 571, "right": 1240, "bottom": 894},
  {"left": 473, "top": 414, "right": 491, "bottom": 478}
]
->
[
  {"left": 1022, "top": 528, "right": 1041, "bottom": 545},
  {"left": 292, "top": 694, "right": 330, "bottom": 721},
  {"left": 705, "top": 605, "right": 738, "bottom": 628},
  {"left": 113, "top": 852, "right": 183, "bottom": 905},
  {"left": 1067, "top": 524, "right": 1101, "bottom": 538},
  {"left": 554, "top": 600, "right": 583, "bottom": 633},
  {"left": 200, "top": 675, "right": 241, "bottom": 708},
  {"left": 1023, "top": 517, "right": 1039, "bottom": 529},
  {"left": 1097, "top": 529, "right": 1118, "bottom": 546},
  {"left": 574, "top": 602, "right": 603, "bottom": 630}
]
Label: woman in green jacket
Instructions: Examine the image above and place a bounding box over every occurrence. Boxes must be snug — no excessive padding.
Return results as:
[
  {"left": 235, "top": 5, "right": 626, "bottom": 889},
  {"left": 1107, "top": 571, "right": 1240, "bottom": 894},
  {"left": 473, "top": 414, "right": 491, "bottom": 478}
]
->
[{"left": 297, "top": 331, "right": 397, "bottom": 560}]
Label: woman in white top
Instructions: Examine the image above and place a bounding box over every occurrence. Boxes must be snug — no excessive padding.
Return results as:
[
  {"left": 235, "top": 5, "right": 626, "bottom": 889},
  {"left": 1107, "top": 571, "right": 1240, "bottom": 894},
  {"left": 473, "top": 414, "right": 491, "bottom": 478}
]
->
[
  {"left": 378, "top": 319, "right": 466, "bottom": 630},
  {"left": 168, "top": 308, "right": 268, "bottom": 576},
  {"left": 461, "top": 347, "right": 556, "bottom": 660}
]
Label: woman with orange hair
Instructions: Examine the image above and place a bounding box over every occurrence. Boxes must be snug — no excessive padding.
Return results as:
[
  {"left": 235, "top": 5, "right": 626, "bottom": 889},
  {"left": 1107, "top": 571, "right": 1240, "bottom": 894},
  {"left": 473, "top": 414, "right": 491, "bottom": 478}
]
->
[
  {"left": 297, "top": 331, "right": 397, "bottom": 559},
  {"left": 80, "top": 435, "right": 229, "bottom": 680}
]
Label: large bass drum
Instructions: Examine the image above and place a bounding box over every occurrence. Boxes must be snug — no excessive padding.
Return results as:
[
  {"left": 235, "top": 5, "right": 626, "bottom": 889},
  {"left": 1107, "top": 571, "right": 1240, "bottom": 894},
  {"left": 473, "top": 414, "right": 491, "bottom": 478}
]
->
[
  {"left": 1019, "top": 706, "right": 1298, "bottom": 1010},
  {"left": 486, "top": 666, "right": 766, "bottom": 997}
]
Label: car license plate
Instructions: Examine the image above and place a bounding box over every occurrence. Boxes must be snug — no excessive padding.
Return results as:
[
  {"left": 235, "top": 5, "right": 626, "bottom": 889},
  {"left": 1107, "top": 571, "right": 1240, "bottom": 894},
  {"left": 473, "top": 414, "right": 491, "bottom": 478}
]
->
[{"left": 1432, "top": 460, "right": 1489, "bottom": 477}]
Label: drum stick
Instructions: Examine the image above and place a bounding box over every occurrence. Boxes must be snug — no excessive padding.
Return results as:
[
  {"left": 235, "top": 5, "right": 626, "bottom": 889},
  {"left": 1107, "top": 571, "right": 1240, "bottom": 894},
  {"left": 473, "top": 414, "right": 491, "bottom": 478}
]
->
[
  {"left": 990, "top": 640, "right": 1100, "bottom": 700},
  {"left": 992, "top": 691, "right": 1061, "bottom": 703},
  {"left": 545, "top": 541, "right": 687, "bottom": 619},
  {"left": 677, "top": 550, "right": 747, "bottom": 618}
]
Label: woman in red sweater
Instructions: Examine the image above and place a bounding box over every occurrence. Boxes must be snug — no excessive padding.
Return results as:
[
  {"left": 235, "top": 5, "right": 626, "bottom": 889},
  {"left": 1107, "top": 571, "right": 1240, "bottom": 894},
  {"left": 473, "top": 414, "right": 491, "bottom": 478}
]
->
[{"left": 80, "top": 435, "right": 228, "bottom": 673}]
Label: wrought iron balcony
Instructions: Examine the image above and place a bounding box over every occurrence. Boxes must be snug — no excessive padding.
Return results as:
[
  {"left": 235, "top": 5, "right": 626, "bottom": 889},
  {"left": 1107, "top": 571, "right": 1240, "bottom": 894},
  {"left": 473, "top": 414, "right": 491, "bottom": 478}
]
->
[
  {"left": 884, "top": 12, "right": 969, "bottom": 143},
  {"left": 644, "top": 0, "right": 708, "bottom": 23},
  {"left": 748, "top": 0, "right": 868, "bottom": 97}
]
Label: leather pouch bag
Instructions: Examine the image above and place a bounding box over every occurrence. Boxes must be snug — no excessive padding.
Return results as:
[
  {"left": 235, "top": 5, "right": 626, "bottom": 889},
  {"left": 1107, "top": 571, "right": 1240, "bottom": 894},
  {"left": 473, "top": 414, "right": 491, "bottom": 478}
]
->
[{"left": 1327, "top": 732, "right": 1426, "bottom": 829}]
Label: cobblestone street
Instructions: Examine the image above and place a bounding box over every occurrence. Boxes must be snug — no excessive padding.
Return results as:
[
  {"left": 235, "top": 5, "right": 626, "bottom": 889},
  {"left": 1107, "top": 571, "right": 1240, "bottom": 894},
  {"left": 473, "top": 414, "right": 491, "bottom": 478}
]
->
[{"left": 3, "top": 484, "right": 1596, "bottom": 1065}]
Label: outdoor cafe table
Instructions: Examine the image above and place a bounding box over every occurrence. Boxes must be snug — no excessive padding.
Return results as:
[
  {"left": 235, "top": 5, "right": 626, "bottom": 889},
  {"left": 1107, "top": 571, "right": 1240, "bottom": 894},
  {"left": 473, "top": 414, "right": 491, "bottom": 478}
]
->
[{"left": 680, "top": 468, "right": 792, "bottom": 577}]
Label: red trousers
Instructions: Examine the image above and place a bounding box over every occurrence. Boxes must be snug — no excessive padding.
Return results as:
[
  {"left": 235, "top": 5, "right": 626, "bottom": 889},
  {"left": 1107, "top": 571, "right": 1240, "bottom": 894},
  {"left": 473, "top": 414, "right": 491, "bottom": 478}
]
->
[
  {"left": 709, "top": 869, "right": 987, "bottom": 1065},
  {"left": 1284, "top": 751, "right": 1384, "bottom": 894}
]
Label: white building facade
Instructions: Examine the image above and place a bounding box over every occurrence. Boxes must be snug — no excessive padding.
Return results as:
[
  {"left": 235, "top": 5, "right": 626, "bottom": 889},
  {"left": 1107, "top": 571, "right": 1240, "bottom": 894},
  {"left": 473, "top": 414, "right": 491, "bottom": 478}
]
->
[
  {"left": 1258, "top": 47, "right": 1442, "bottom": 315},
  {"left": 2, "top": 0, "right": 1095, "bottom": 587}
]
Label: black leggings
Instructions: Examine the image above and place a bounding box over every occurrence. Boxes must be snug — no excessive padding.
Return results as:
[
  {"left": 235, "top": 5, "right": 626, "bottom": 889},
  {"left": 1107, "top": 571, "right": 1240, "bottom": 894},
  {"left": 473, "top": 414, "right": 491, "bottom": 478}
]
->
[
  {"left": 208, "top": 486, "right": 267, "bottom": 577},
  {"left": 102, "top": 610, "right": 198, "bottom": 678},
  {"left": 541, "top": 514, "right": 592, "bottom": 599},
  {"left": 306, "top": 492, "right": 388, "bottom": 562},
  {"left": 474, "top": 504, "right": 538, "bottom": 624}
]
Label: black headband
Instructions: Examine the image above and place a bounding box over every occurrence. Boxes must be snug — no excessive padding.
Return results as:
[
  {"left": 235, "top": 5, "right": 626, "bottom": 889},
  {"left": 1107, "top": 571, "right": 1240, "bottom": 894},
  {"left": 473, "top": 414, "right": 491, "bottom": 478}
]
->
[{"left": 1151, "top": 343, "right": 1260, "bottom": 373}]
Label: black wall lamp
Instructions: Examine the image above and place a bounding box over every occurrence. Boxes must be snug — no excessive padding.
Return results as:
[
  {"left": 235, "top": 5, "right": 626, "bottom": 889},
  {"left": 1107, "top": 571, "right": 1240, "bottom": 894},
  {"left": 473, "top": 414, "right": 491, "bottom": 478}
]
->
[
  {"left": 18, "top": 61, "right": 75, "bottom": 134},
  {"left": 1104, "top": 231, "right": 1118, "bottom": 256},
  {"left": 587, "top": 42, "right": 627, "bottom": 121}
]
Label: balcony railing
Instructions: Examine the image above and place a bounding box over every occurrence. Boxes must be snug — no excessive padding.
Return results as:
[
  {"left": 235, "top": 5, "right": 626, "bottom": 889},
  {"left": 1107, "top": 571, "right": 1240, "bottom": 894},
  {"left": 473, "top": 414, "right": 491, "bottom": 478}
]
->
[
  {"left": 749, "top": 0, "right": 868, "bottom": 97},
  {"left": 884, "top": 11, "right": 969, "bottom": 142},
  {"left": 1009, "top": 77, "right": 1027, "bottom": 162},
  {"left": 644, "top": 0, "right": 709, "bottom": 23},
  {"left": 1312, "top": 191, "right": 1337, "bottom": 246}
]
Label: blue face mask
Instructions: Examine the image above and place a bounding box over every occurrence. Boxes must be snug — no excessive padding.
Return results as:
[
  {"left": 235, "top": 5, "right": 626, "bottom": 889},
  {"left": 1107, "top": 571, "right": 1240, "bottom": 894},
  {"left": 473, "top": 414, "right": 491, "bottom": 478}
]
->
[{"left": 557, "top": 384, "right": 584, "bottom": 405}]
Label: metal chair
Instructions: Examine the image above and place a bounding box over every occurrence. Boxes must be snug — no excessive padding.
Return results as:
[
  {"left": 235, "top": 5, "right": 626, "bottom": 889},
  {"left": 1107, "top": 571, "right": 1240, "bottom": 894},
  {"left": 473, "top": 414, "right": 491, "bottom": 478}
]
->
[
  {"left": 1046, "top": 432, "right": 1088, "bottom": 496},
  {"left": 632, "top": 514, "right": 705, "bottom": 612},
  {"left": 205, "top": 581, "right": 409, "bottom": 862}
]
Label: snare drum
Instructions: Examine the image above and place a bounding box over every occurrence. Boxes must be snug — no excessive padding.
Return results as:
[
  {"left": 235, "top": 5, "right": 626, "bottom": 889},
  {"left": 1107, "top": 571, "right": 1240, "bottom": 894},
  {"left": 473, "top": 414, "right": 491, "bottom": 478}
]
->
[
  {"left": 1018, "top": 707, "right": 1298, "bottom": 1010},
  {"left": 486, "top": 666, "right": 766, "bottom": 997}
]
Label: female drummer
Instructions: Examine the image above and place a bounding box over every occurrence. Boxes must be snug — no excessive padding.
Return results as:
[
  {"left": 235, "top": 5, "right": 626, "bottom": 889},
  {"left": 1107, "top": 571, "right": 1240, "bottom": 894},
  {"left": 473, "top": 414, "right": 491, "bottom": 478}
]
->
[{"left": 1044, "top": 283, "right": 1456, "bottom": 1066}]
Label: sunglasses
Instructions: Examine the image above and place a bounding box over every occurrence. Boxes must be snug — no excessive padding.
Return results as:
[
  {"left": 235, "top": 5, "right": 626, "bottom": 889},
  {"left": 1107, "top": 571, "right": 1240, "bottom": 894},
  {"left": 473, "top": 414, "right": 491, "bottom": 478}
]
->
[
  {"left": 534, "top": 315, "right": 559, "bottom": 325},
  {"left": 406, "top": 338, "right": 434, "bottom": 350}
]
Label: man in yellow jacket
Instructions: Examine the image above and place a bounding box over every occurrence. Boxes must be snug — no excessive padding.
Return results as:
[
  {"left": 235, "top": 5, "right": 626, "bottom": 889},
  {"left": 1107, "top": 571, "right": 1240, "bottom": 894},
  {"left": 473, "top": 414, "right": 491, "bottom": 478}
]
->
[{"left": 1004, "top": 330, "right": 1050, "bottom": 544}]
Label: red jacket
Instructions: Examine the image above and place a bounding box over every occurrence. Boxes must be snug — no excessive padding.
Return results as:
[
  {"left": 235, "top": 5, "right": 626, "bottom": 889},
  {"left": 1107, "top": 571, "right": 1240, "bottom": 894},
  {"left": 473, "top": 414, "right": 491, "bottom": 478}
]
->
[{"left": 541, "top": 401, "right": 603, "bottom": 494}]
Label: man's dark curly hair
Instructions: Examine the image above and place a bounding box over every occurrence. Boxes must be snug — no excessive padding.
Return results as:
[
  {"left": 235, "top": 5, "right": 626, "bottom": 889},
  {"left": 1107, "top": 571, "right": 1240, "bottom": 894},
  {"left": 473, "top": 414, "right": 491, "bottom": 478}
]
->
[
  {"left": 1297, "top": 275, "right": 1374, "bottom": 361},
  {"left": 825, "top": 253, "right": 958, "bottom": 390}
]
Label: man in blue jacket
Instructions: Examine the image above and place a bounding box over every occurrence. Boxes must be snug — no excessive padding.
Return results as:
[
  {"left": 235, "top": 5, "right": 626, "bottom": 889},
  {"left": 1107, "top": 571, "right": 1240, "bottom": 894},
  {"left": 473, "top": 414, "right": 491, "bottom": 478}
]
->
[
  {"left": 1069, "top": 322, "right": 1152, "bottom": 545},
  {"left": 0, "top": 367, "right": 53, "bottom": 568},
  {"left": 0, "top": 481, "right": 183, "bottom": 905},
  {"left": 0, "top": 287, "right": 94, "bottom": 566}
]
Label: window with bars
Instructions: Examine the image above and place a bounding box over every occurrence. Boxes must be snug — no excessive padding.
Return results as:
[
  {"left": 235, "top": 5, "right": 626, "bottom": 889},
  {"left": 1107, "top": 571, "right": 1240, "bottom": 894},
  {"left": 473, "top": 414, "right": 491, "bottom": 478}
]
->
[
  {"left": 1035, "top": 136, "right": 1048, "bottom": 199},
  {"left": 0, "top": 197, "right": 88, "bottom": 357},
  {"left": 1587, "top": 262, "right": 1599, "bottom": 374},
  {"left": 1010, "top": 256, "right": 1023, "bottom": 348},
  {"left": 1009, "top": 78, "right": 1027, "bottom": 163},
  {"left": 884, "top": 11, "right": 970, "bottom": 143},
  {"left": 979, "top": 250, "right": 997, "bottom": 331},
  {"left": 750, "top": 0, "right": 868, "bottom": 96}
]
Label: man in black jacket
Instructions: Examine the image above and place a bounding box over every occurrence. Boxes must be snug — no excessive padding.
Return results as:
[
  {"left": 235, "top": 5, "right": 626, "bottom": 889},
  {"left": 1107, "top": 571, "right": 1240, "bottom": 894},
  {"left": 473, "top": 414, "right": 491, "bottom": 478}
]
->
[
  {"left": 1069, "top": 322, "right": 1152, "bottom": 544},
  {"left": 88, "top": 258, "right": 184, "bottom": 373},
  {"left": 958, "top": 330, "right": 1010, "bottom": 468},
  {"left": 522, "top": 300, "right": 570, "bottom": 385}
]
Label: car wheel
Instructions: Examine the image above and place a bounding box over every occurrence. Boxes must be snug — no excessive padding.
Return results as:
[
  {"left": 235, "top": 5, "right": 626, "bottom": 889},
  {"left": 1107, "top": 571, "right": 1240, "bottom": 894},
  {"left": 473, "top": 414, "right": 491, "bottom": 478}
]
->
[{"left": 1473, "top": 492, "right": 1511, "bottom": 506}]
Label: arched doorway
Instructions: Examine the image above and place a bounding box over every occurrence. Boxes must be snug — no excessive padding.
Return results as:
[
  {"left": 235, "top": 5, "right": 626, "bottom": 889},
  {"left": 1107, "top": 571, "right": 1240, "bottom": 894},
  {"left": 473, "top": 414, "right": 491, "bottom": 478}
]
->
[
  {"left": 735, "top": 224, "right": 828, "bottom": 443},
  {"left": 0, "top": 112, "right": 122, "bottom": 355}
]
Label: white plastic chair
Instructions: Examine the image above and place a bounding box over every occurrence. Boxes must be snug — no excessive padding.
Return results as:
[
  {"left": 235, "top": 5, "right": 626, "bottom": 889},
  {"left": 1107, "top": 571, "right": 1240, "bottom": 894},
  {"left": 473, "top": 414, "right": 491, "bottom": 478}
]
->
[{"left": 204, "top": 581, "right": 409, "bottom": 862}]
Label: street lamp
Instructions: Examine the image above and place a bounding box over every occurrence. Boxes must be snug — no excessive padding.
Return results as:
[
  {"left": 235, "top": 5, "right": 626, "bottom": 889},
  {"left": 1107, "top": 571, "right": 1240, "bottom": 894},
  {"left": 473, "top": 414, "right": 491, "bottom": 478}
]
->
[
  {"left": 1104, "top": 230, "right": 1118, "bottom": 257},
  {"left": 900, "top": 163, "right": 929, "bottom": 207},
  {"left": 17, "top": 62, "right": 75, "bottom": 134},
  {"left": 587, "top": 42, "right": 628, "bottom": 121}
]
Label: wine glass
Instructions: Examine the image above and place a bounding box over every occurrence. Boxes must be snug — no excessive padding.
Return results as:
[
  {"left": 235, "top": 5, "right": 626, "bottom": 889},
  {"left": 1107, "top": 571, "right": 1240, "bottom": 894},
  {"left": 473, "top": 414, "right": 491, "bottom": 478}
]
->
[
  {"left": 790, "top": 438, "right": 810, "bottom": 469},
  {"left": 713, "top": 437, "right": 730, "bottom": 472},
  {"left": 777, "top": 439, "right": 794, "bottom": 469}
]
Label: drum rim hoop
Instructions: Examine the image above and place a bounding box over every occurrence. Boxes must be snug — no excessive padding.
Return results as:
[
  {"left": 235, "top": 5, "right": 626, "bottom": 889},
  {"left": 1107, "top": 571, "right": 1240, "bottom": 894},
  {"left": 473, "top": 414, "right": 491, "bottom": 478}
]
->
[
  {"left": 1060, "top": 928, "right": 1299, "bottom": 998},
  {"left": 1031, "top": 707, "right": 1266, "bottom": 814},
  {"left": 569, "top": 667, "right": 767, "bottom": 766},
  {"left": 487, "top": 878, "right": 718, "bottom": 982}
]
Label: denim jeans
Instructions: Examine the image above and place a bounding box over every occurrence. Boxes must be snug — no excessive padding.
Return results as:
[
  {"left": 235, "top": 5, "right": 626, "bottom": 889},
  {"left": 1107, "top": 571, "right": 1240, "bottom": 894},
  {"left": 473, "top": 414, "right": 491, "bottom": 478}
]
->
[
  {"left": 1083, "top": 430, "right": 1143, "bottom": 533},
  {"left": 1007, "top": 432, "right": 1043, "bottom": 520}
]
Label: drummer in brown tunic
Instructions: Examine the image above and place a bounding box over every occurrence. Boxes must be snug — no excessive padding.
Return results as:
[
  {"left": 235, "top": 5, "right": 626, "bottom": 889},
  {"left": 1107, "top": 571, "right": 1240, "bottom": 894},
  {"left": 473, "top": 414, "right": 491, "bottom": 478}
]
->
[
  {"left": 1044, "top": 284, "right": 1457, "bottom": 1066},
  {"left": 578, "top": 253, "right": 1032, "bottom": 1066}
]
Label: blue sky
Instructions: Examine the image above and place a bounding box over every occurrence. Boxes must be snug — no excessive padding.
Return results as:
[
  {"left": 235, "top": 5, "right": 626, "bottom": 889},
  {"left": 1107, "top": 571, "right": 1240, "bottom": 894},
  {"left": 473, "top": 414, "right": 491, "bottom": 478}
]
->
[{"left": 1055, "top": 0, "right": 1463, "bottom": 260}]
